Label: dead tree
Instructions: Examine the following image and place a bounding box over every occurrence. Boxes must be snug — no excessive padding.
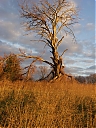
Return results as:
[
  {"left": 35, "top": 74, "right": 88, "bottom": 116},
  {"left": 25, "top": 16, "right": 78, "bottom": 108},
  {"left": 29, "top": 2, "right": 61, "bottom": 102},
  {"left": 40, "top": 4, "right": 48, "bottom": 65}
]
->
[
  {"left": 38, "top": 66, "right": 48, "bottom": 80},
  {"left": 19, "top": 0, "right": 78, "bottom": 80}
]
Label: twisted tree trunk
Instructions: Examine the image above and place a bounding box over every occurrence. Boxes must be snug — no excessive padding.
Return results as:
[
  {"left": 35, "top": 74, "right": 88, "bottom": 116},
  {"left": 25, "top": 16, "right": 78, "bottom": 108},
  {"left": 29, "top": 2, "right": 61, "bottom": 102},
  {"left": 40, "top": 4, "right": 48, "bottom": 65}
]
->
[{"left": 51, "top": 46, "right": 64, "bottom": 78}]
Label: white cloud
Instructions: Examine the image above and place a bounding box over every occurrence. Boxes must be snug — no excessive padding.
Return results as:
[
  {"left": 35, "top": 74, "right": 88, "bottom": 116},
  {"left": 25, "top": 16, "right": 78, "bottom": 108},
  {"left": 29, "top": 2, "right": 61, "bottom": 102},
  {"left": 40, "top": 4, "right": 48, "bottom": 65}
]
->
[
  {"left": 73, "top": 23, "right": 82, "bottom": 34},
  {"left": 0, "top": 20, "right": 22, "bottom": 42},
  {"left": 0, "top": 40, "right": 18, "bottom": 56},
  {"left": 68, "top": 0, "right": 77, "bottom": 7},
  {"left": 86, "top": 23, "right": 95, "bottom": 30}
]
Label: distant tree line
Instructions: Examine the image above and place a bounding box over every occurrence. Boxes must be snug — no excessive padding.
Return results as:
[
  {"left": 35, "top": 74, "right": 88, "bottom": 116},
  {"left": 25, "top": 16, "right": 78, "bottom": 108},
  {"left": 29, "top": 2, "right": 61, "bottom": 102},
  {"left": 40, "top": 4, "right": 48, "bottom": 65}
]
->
[{"left": 75, "top": 74, "right": 96, "bottom": 84}]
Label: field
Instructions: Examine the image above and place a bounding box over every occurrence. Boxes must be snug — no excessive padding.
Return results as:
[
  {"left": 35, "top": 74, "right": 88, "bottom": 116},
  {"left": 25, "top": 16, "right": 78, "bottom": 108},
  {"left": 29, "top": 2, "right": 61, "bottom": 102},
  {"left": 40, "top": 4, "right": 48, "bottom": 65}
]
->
[{"left": 0, "top": 79, "right": 96, "bottom": 128}]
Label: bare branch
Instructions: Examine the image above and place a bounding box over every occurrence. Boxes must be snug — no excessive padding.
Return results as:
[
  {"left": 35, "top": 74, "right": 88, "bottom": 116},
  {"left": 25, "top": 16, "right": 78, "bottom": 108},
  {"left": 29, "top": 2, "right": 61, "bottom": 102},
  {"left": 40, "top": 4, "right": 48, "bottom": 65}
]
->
[
  {"left": 57, "top": 36, "right": 64, "bottom": 47},
  {"left": 65, "top": 25, "right": 77, "bottom": 42},
  {"left": 60, "top": 49, "right": 68, "bottom": 57},
  {"left": 18, "top": 51, "right": 54, "bottom": 67}
]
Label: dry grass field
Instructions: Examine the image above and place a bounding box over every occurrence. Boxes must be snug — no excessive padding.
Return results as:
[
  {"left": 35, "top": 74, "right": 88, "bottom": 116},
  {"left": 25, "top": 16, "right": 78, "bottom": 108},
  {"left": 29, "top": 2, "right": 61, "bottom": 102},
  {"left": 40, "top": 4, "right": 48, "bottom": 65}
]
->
[{"left": 0, "top": 78, "right": 96, "bottom": 128}]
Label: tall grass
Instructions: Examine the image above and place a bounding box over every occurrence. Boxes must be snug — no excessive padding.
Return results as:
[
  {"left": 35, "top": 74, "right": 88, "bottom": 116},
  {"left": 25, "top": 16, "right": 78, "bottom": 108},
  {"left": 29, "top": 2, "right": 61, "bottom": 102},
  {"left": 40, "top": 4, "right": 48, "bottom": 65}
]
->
[{"left": 0, "top": 80, "right": 96, "bottom": 128}]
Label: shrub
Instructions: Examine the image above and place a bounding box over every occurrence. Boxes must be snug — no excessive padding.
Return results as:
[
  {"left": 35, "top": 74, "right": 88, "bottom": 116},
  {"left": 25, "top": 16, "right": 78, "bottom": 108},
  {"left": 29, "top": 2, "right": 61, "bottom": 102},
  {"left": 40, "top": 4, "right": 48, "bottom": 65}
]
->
[{"left": 3, "top": 54, "right": 22, "bottom": 81}]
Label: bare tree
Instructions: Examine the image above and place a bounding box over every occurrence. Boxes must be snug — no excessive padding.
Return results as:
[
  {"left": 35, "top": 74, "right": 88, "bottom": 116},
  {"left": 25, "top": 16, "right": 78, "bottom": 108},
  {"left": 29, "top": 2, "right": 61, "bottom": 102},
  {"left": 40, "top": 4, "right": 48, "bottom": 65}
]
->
[
  {"left": 19, "top": 0, "right": 78, "bottom": 80},
  {"left": 38, "top": 66, "right": 48, "bottom": 80},
  {"left": 22, "top": 58, "right": 37, "bottom": 80}
]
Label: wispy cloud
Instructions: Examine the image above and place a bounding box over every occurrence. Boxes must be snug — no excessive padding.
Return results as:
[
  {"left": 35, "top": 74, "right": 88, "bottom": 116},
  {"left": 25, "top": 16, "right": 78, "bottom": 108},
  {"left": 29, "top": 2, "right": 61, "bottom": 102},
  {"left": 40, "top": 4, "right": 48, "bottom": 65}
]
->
[{"left": 86, "top": 23, "right": 95, "bottom": 30}]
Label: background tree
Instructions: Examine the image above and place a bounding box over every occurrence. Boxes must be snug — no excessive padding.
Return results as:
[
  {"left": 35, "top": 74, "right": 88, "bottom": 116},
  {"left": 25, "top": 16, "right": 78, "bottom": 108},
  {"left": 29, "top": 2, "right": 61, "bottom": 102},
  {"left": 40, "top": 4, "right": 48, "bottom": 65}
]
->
[
  {"left": 0, "top": 56, "right": 4, "bottom": 78},
  {"left": 20, "top": 0, "right": 78, "bottom": 80},
  {"left": 75, "top": 76, "right": 86, "bottom": 83},
  {"left": 75, "top": 74, "right": 96, "bottom": 84},
  {"left": 86, "top": 74, "right": 96, "bottom": 84},
  {"left": 22, "top": 59, "right": 37, "bottom": 80},
  {"left": 2, "top": 54, "right": 22, "bottom": 81},
  {"left": 37, "top": 66, "right": 48, "bottom": 80}
]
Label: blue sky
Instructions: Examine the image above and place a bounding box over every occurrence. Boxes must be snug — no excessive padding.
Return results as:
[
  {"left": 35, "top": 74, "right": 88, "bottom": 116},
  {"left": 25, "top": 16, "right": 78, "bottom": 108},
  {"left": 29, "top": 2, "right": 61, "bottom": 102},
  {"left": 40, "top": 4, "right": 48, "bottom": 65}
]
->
[{"left": 0, "top": 0, "right": 95, "bottom": 76}]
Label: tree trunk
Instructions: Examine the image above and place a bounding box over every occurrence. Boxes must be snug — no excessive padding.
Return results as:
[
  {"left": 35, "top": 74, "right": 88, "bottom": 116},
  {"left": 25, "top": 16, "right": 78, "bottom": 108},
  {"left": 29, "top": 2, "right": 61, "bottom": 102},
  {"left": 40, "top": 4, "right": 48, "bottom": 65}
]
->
[{"left": 51, "top": 46, "right": 63, "bottom": 78}]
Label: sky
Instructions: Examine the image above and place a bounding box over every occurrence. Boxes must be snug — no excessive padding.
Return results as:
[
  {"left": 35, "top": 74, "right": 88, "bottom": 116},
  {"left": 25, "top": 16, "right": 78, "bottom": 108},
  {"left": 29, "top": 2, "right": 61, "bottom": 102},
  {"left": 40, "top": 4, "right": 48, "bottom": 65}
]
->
[{"left": 0, "top": 0, "right": 95, "bottom": 76}]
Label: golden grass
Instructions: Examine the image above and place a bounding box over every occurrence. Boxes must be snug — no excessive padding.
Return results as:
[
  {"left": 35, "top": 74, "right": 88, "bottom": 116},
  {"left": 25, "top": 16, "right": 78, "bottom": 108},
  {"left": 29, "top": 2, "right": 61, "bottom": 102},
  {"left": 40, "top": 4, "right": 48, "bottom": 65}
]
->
[{"left": 0, "top": 79, "right": 96, "bottom": 128}]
